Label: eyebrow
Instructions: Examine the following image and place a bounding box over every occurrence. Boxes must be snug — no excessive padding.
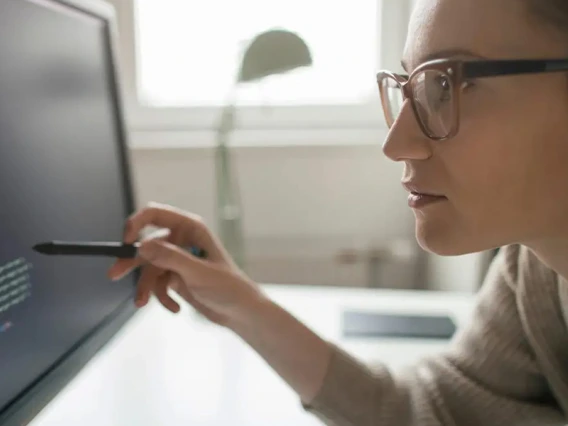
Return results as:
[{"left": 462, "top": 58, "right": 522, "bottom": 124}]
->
[{"left": 401, "top": 48, "right": 486, "bottom": 71}]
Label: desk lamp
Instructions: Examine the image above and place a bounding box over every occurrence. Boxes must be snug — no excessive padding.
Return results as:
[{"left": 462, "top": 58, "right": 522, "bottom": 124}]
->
[{"left": 214, "top": 28, "right": 312, "bottom": 270}]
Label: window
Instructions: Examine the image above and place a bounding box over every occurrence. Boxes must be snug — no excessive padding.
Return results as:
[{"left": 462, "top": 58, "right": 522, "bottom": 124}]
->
[
  {"left": 133, "top": 0, "right": 381, "bottom": 107},
  {"left": 109, "top": 0, "right": 410, "bottom": 146}
]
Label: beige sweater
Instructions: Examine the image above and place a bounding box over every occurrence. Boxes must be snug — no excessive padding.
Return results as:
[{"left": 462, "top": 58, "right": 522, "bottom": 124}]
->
[{"left": 302, "top": 244, "right": 568, "bottom": 425}]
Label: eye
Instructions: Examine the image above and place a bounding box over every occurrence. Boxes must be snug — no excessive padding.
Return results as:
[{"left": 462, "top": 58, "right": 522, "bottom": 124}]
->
[
  {"left": 434, "top": 75, "right": 452, "bottom": 101},
  {"left": 437, "top": 75, "right": 450, "bottom": 89}
]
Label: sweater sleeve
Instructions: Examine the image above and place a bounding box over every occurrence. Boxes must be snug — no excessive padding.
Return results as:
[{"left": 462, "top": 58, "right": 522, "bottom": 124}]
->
[{"left": 302, "top": 245, "right": 566, "bottom": 426}]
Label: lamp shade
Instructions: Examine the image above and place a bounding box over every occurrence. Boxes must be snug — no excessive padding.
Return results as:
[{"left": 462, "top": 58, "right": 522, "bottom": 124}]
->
[{"left": 237, "top": 28, "right": 312, "bottom": 83}]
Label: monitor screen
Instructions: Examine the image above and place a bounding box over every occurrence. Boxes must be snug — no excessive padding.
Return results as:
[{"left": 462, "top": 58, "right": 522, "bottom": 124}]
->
[{"left": 0, "top": 0, "right": 137, "bottom": 422}]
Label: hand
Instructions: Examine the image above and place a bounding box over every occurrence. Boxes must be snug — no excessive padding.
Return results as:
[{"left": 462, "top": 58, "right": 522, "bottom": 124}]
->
[{"left": 107, "top": 202, "right": 265, "bottom": 328}]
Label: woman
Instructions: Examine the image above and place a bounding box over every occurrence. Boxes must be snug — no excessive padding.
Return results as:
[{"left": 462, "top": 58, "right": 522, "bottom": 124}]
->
[{"left": 108, "top": 0, "right": 568, "bottom": 424}]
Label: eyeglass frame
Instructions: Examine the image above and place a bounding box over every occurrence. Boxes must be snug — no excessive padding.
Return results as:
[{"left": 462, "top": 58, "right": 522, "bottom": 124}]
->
[{"left": 377, "top": 57, "right": 568, "bottom": 141}]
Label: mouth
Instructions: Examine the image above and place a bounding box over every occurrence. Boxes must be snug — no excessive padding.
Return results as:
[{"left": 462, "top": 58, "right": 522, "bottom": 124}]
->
[
  {"left": 407, "top": 192, "right": 448, "bottom": 208},
  {"left": 402, "top": 182, "right": 448, "bottom": 209}
]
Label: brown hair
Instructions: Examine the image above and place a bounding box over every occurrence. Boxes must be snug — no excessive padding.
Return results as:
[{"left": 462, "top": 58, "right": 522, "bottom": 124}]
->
[{"left": 528, "top": 0, "right": 568, "bottom": 34}]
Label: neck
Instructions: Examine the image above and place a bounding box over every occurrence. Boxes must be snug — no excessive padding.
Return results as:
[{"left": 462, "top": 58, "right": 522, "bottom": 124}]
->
[{"left": 524, "top": 237, "right": 568, "bottom": 281}]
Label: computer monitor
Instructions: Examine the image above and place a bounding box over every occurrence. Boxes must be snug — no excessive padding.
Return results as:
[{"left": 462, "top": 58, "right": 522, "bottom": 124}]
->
[{"left": 0, "top": 0, "right": 138, "bottom": 424}]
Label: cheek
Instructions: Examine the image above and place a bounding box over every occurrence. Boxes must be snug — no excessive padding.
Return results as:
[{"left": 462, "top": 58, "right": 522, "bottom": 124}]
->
[
  {"left": 445, "top": 126, "right": 519, "bottom": 230},
  {"left": 447, "top": 93, "right": 568, "bottom": 239},
  {"left": 415, "top": 80, "right": 568, "bottom": 255}
]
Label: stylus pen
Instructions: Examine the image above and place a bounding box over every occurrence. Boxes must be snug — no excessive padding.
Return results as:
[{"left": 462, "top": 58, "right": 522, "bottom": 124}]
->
[{"left": 32, "top": 241, "right": 207, "bottom": 259}]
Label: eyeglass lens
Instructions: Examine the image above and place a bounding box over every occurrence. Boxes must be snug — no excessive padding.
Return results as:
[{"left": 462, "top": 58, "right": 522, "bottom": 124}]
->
[{"left": 381, "top": 69, "right": 455, "bottom": 138}]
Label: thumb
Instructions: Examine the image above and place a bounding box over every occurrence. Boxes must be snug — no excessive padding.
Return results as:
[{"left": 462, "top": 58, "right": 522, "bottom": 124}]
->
[{"left": 138, "top": 239, "right": 203, "bottom": 278}]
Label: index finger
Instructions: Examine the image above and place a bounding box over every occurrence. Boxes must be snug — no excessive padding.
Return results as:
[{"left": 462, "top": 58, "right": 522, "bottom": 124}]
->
[
  {"left": 123, "top": 202, "right": 202, "bottom": 243},
  {"left": 109, "top": 202, "right": 212, "bottom": 281},
  {"left": 107, "top": 226, "right": 172, "bottom": 281}
]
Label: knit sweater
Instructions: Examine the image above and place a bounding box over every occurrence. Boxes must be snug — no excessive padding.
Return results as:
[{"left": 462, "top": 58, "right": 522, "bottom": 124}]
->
[{"left": 302, "top": 244, "right": 568, "bottom": 425}]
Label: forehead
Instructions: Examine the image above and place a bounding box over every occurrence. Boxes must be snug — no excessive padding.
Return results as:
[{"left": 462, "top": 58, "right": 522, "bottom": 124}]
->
[{"left": 403, "top": 0, "right": 564, "bottom": 69}]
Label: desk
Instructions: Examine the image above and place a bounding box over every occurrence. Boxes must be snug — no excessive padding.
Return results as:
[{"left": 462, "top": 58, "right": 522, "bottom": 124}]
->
[{"left": 28, "top": 285, "right": 475, "bottom": 426}]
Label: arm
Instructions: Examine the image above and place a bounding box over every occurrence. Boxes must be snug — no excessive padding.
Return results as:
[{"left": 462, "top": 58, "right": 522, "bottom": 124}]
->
[
  {"left": 111, "top": 207, "right": 563, "bottom": 426},
  {"left": 230, "top": 245, "right": 565, "bottom": 426}
]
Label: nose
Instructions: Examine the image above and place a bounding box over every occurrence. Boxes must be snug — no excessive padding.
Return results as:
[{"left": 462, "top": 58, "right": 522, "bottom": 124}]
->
[{"left": 382, "top": 100, "right": 432, "bottom": 162}]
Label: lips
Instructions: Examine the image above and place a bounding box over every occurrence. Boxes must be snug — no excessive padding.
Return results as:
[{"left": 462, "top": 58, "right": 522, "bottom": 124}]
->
[
  {"left": 401, "top": 182, "right": 445, "bottom": 198},
  {"left": 402, "top": 181, "right": 447, "bottom": 209},
  {"left": 409, "top": 191, "right": 444, "bottom": 197}
]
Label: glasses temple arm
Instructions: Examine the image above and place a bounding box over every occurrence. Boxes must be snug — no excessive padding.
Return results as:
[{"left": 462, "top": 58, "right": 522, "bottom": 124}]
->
[{"left": 463, "top": 58, "right": 568, "bottom": 79}]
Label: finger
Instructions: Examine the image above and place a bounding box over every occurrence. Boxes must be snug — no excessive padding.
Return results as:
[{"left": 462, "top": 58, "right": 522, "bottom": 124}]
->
[
  {"left": 124, "top": 203, "right": 224, "bottom": 261},
  {"left": 123, "top": 202, "right": 203, "bottom": 244},
  {"left": 108, "top": 228, "right": 173, "bottom": 281},
  {"left": 108, "top": 258, "right": 140, "bottom": 281},
  {"left": 135, "top": 265, "right": 161, "bottom": 307},
  {"left": 138, "top": 239, "right": 206, "bottom": 281},
  {"left": 154, "top": 272, "right": 181, "bottom": 313}
]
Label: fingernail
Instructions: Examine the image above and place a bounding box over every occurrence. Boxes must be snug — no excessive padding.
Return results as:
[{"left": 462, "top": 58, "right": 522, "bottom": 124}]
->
[{"left": 107, "top": 268, "right": 123, "bottom": 281}]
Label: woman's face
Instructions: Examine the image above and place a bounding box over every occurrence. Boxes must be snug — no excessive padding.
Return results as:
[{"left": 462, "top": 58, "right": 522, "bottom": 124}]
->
[{"left": 384, "top": 0, "right": 568, "bottom": 255}]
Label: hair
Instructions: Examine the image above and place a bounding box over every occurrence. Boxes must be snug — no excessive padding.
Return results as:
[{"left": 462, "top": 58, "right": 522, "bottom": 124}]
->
[{"left": 528, "top": 0, "right": 568, "bottom": 35}]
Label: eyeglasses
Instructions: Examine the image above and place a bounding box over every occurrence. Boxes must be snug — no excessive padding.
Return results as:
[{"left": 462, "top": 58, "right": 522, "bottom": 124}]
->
[{"left": 377, "top": 57, "right": 568, "bottom": 140}]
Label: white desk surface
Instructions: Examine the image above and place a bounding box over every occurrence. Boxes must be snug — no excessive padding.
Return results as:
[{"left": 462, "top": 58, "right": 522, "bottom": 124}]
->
[{"left": 28, "top": 285, "right": 475, "bottom": 426}]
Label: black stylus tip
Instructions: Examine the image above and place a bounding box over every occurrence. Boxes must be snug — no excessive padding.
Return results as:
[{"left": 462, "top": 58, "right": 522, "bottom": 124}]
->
[{"left": 33, "top": 243, "right": 52, "bottom": 254}]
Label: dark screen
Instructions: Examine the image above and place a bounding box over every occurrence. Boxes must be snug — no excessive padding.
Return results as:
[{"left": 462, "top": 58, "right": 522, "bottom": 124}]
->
[{"left": 0, "top": 0, "right": 135, "bottom": 412}]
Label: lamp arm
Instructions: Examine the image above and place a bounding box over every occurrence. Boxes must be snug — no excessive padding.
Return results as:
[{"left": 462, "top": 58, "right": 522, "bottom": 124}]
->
[{"left": 214, "top": 100, "right": 246, "bottom": 270}]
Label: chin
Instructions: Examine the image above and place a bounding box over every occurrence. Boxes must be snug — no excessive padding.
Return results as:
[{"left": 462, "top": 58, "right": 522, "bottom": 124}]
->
[{"left": 414, "top": 219, "right": 494, "bottom": 257}]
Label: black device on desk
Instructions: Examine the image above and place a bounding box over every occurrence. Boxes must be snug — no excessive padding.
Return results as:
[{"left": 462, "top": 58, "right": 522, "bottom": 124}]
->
[
  {"left": 0, "top": 1, "right": 138, "bottom": 425},
  {"left": 342, "top": 310, "right": 457, "bottom": 340}
]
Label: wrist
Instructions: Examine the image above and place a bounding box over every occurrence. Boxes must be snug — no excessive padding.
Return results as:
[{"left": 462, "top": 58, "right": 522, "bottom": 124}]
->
[{"left": 227, "top": 288, "right": 276, "bottom": 337}]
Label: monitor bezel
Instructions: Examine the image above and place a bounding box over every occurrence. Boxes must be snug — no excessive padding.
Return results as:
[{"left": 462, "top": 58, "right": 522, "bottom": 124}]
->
[{"left": 0, "top": 0, "right": 140, "bottom": 424}]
